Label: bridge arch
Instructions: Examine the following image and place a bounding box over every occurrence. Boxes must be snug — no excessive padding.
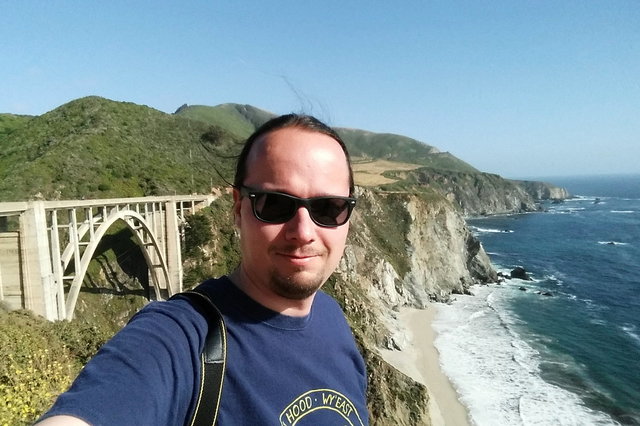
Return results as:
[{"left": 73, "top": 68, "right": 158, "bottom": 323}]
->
[{"left": 63, "top": 209, "right": 173, "bottom": 320}]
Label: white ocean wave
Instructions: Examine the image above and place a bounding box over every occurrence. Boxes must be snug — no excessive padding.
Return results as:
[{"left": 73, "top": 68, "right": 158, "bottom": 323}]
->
[
  {"left": 548, "top": 207, "right": 586, "bottom": 214},
  {"left": 433, "top": 286, "right": 618, "bottom": 426},
  {"left": 610, "top": 210, "right": 635, "bottom": 214},
  {"left": 543, "top": 274, "right": 564, "bottom": 286},
  {"left": 621, "top": 324, "right": 640, "bottom": 348},
  {"left": 566, "top": 196, "right": 599, "bottom": 202},
  {"left": 598, "top": 241, "right": 629, "bottom": 246},
  {"left": 472, "top": 226, "right": 514, "bottom": 234}
]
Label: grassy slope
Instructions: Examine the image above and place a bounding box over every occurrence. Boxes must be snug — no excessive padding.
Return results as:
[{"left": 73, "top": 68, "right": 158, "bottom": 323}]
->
[
  {"left": 176, "top": 103, "right": 479, "bottom": 175},
  {"left": 174, "top": 103, "right": 274, "bottom": 138},
  {"left": 0, "top": 97, "right": 242, "bottom": 201},
  {"left": 0, "top": 113, "right": 33, "bottom": 138},
  {"left": 338, "top": 128, "right": 479, "bottom": 173}
]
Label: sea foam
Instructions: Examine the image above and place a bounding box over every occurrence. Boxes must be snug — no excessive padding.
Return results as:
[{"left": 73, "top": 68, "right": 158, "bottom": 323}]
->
[
  {"left": 621, "top": 324, "right": 640, "bottom": 348},
  {"left": 433, "top": 285, "right": 618, "bottom": 426},
  {"left": 471, "top": 226, "right": 514, "bottom": 234}
]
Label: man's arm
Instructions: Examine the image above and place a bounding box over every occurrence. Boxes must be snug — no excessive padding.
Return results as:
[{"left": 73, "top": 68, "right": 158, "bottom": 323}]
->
[
  {"left": 35, "top": 299, "right": 207, "bottom": 425},
  {"left": 35, "top": 415, "right": 90, "bottom": 425}
]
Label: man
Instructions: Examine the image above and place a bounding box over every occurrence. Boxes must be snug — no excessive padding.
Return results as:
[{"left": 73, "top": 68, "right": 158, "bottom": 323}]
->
[{"left": 38, "top": 114, "right": 369, "bottom": 425}]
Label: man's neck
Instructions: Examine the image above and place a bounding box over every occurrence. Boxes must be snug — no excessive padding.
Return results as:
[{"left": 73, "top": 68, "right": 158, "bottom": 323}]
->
[{"left": 228, "top": 268, "right": 315, "bottom": 317}]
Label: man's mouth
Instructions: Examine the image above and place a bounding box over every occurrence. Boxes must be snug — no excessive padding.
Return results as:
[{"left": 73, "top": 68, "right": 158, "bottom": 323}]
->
[
  {"left": 276, "top": 250, "right": 321, "bottom": 264},
  {"left": 280, "top": 253, "right": 316, "bottom": 259}
]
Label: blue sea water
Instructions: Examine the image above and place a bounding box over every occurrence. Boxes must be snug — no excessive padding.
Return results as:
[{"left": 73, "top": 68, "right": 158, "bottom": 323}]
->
[{"left": 433, "top": 174, "right": 640, "bottom": 425}]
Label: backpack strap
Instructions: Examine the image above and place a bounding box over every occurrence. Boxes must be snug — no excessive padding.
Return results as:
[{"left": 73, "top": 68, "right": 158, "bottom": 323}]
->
[{"left": 170, "top": 288, "right": 227, "bottom": 426}]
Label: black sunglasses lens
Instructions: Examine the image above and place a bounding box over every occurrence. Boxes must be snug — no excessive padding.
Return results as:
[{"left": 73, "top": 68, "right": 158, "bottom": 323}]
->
[
  {"left": 253, "top": 193, "right": 297, "bottom": 222},
  {"left": 250, "top": 190, "right": 352, "bottom": 226},
  {"left": 309, "top": 198, "right": 350, "bottom": 226}
]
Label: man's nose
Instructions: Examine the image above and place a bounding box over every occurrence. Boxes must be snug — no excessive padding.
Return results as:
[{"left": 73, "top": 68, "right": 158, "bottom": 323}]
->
[{"left": 284, "top": 206, "right": 316, "bottom": 242}]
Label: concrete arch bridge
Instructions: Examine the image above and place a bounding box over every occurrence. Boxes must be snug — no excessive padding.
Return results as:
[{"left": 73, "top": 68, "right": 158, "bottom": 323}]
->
[{"left": 0, "top": 195, "right": 216, "bottom": 321}]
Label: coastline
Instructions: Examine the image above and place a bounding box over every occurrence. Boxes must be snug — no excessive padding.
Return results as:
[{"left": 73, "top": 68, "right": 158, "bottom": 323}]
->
[{"left": 379, "top": 306, "right": 470, "bottom": 426}]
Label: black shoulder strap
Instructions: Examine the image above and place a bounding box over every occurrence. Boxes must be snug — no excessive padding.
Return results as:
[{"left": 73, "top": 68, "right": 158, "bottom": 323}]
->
[{"left": 171, "top": 289, "right": 227, "bottom": 426}]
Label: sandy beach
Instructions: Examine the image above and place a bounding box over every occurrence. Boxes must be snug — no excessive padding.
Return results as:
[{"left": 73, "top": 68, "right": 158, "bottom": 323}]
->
[{"left": 379, "top": 306, "right": 470, "bottom": 426}]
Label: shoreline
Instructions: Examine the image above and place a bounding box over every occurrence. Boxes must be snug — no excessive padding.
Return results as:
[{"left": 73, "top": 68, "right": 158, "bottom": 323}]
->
[{"left": 379, "top": 305, "right": 470, "bottom": 426}]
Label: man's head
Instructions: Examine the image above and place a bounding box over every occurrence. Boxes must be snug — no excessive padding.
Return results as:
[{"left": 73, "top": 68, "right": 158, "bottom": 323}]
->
[
  {"left": 231, "top": 114, "right": 355, "bottom": 312},
  {"left": 234, "top": 114, "right": 354, "bottom": 196}
]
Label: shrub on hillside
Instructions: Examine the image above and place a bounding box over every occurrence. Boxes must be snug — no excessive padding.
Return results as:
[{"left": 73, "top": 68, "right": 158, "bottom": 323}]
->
[
  {"left": 183, "top": 213, "right": 213, "bottom": 256},
  {"left": 51, "top": 319, "right": 114, "bottom": 365},
  {"left": 0, "top": 310, "right": 79, "bottom": 425},
  {"left": 181, "top": 198, "right": 240, "bottom": 288}
]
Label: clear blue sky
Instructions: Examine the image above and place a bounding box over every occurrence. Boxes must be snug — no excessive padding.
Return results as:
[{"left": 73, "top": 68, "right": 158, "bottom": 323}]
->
[{"left": 2, "top": 1, "right": 639, "bottom": 179}]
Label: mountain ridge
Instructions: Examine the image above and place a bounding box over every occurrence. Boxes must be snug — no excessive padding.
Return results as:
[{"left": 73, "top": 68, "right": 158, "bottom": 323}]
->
[
  {"left": 172, "top": 102, "right": 568, "bottom": 211},
  {"left": 174, "top": 103, "right": 482, "bottom": 175},
  {"left": 0, "top": 96, "right": 568, "bottom": 208}
]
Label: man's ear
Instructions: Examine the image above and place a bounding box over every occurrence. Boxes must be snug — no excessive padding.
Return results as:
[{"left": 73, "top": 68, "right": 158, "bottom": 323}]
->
[{"left": 232, "top": 187, "right": 242, "bottom": 228}]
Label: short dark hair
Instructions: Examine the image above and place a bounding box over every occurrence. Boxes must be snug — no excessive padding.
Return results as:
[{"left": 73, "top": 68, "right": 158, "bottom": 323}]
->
[{"left": 233, "top": 114, "right": 355, "bottom": 195}]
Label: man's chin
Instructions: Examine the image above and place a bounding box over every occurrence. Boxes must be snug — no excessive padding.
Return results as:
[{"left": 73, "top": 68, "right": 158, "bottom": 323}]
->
[{"left": 270, "top": 270, "right": 325, "bottom": 300}]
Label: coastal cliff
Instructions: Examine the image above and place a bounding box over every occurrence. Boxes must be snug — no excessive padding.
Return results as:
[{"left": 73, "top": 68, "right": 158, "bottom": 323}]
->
[
  {"left": 191, "top": 188, "right": 498, "bottom": 425},
  {"left": 322, "top": 188, "right": 497, "bottom": 425},
  {"left": 514, "top": 179, "right": 571, "bottom": 201},
  {"left": 181, "top": 181, "right": 533, "bottom": 424},
  {"left": 386, "top": 169, "right": 569, "bottom": 216}
]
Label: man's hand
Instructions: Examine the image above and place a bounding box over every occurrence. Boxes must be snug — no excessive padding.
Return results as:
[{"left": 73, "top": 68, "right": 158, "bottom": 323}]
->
[{"left": 35, "top": 415, "right": 90, "bottom": 426}]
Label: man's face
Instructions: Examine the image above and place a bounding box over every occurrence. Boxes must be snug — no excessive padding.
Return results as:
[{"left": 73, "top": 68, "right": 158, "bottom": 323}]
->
[{"left": 233, "top": 127, "right": 351, "bottom": 301}]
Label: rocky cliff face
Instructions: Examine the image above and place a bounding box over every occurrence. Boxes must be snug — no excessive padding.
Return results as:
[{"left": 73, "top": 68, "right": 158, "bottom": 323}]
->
[
  {"left": 398, "top": 169, "right": 569, "bottom": 216},
  {"left": 323, "top": 188, "right": 497, "bottom": 425},
  {"left": 514, "top": 180, "right": 571, "bottom": 200},
  {"left": 193, "top": 180, "right": 552, "bottom": 424}
]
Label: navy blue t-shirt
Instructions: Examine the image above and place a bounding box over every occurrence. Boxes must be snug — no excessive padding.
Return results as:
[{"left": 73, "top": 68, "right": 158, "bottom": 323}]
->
[{"left": 41, "top": 277, "right": 368, "bottom": 425}]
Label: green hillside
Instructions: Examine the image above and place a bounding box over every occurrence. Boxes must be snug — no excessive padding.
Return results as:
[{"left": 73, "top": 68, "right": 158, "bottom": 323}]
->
[
  {"left": 0, "top": 97, "right": 485, "bottom": 202},
  {"left": 176, "top": 103, "right": 478, "bottom": 174},
  {"left": 338, "top": 128, "right": 479, "bottom": 173},
  {"left": 174, "top": 103, "right": 274, "bottom": 139},
  {"left": 337, "top": 128, "right": 436, "bottom": 159},
  {"left": 0, "top": 97, "right": 242, "bottom": 201},
  {"left": 0, "top": 113, "right": 33, "bottom": 139}
]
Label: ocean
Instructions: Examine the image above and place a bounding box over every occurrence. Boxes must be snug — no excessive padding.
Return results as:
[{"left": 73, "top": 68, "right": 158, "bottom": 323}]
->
[{"left": 433, "top": 174, "right": 640, "bottom": 425}]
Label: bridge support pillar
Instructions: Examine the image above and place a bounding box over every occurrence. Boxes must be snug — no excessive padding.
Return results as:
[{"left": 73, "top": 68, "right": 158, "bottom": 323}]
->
[
  {"left": 20, "top": 202, "right": 57, "bottom": 320},
  {"left": 165, "top": 201, "right": 183, "bottom": 294}
]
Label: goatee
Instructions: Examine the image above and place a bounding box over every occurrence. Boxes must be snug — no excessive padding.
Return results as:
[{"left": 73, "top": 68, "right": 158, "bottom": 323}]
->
[{"left": 268, "top": 269, "right": 325, "bottom": 300}]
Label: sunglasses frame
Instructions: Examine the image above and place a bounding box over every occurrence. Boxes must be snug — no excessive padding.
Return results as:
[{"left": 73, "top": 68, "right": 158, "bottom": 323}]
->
[{"left": 239, "top": 186, "right": 356, "bottom": 228}]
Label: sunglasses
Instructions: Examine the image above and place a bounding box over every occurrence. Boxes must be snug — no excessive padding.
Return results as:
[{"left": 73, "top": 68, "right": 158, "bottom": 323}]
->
[{"left": 239, "top": 186, "right": 356, "bottom": 227}]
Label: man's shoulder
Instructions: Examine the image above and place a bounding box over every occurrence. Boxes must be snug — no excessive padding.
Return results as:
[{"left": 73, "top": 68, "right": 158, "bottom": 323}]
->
[
  {"left": 315, "top": 289, "right": 343, "bottom": 309},
  {"left": 190, "top": 276, "right": 234, "bottom": 308},
  {"left": 192, "top": 275, "right": 231, "bottom": 295},
  {"left": 126, "top": 278, "right": 230, "bottom": 333},
  {"left": 313, "top": 290, "right": 351, "bottom": 324}
]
